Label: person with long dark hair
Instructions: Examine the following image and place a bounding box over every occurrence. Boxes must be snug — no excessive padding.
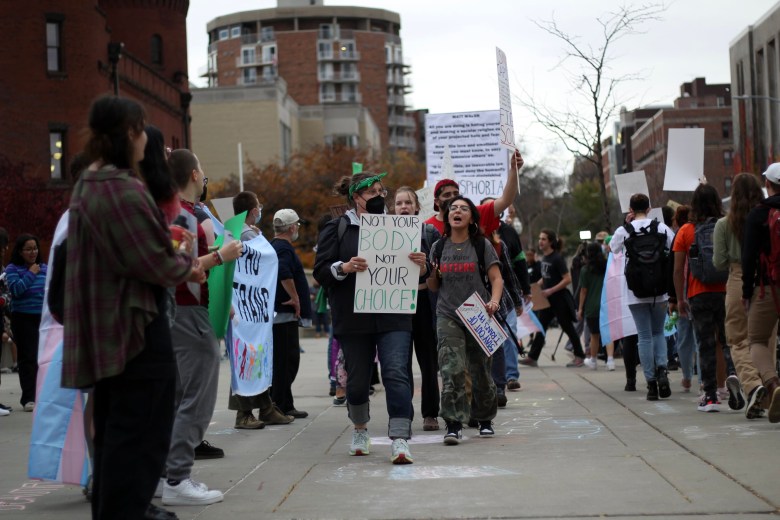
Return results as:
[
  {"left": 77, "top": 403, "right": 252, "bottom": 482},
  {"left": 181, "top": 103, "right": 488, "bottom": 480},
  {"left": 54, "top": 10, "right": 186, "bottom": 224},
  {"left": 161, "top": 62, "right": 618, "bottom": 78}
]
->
[
  {"left": 427, "top": 195, "right": 504, "bottom": 444},
  {"left": 314, "top": 171, "right": 426, "bottom": 464},
  {"left": 520, "top": 229, "right": 587, "bottom": 367},
  {"left": 62, "top": 95, "right": 203, "bottom": 519},
  {"left": 4, "top": 234, "right": 46, "bottom": 411},
  {"left": 714, "top": 173, "right": 767, "bottom": 418},
  {"left": 138, "top": 125, "right": 179, "bottom": 224},
  {"left": 673, "top": 184, "right": 737, "bottom": 412},
  {"left": 579, "top": 241, "right": 614, "bottom": 370}
]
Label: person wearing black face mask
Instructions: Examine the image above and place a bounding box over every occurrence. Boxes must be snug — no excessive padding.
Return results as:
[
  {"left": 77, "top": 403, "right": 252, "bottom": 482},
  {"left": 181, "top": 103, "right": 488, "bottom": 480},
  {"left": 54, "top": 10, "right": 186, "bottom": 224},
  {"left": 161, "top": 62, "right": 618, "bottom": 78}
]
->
[{"left": 314, "top": 171, "right": 428, "bottom": 465}]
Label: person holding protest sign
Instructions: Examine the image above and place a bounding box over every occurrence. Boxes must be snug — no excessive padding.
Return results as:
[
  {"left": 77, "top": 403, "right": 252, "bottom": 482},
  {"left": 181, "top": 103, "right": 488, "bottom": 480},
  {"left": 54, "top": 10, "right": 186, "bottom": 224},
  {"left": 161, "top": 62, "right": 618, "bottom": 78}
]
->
[
  {"left": 427, "top": 195, "right": 504, "bottom": 445},
  {"left": 62, "top": 96, "right": 204, "bottom": 519},
  {"left": 394, "top": 186, "right": 440, "bottom": 431},
  {"left": 314, "top": 171, "right": 426, "bottom": 464},
  {"left": 425, "top": 151, "right": 524, "bottom": 236}
]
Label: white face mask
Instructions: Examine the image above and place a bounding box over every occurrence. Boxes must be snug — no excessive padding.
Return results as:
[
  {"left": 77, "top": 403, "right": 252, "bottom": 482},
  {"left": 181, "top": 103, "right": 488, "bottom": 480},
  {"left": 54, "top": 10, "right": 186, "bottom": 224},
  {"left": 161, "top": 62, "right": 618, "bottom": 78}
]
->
[
  {"left": 292, "top": 229, "right": 299, "bottom": 241},
  {"left": 254, "top": 209, "right": 262, "bottom": 225}
]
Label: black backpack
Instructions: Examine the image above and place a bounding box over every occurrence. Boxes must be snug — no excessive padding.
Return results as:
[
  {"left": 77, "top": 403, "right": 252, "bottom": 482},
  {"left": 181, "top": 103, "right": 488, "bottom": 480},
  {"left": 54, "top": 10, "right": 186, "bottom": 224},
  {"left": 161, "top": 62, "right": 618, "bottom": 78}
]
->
[
  {"left": 688, "top": 218, "right": 728, "bottom": 284},
  {"left": 623, "top": 219, "right": 668, "bottom": 298}
]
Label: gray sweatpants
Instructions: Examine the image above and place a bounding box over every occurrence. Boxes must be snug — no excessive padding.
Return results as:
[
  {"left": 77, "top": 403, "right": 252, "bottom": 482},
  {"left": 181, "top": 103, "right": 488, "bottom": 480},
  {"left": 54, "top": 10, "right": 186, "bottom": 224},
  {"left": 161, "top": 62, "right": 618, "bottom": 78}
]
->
[{"left": 165, "top": 305, "right": 220, "bottom": 481}]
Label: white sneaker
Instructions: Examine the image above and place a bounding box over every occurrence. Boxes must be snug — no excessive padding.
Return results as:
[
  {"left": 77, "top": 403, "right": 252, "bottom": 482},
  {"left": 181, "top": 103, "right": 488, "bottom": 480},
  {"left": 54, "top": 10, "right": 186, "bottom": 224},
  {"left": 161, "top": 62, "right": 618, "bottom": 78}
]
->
[
  {"left": 23, "top": 402, "right": 35, "bottom": 412},
  {"left": 349, "top": 429, "right": 371, "bottom": 456},
  {"left": 0, "top": 408, "right": 9, "bottom": 417},
  {"left": 390, "top": 438, "right": 413, "bottom": 464},
  {"left": 162, "top": 478, "right": 224, "bottom": 506},
  {"left": 607, "top": 359, "right": 616, "bottom": 371},
  {"left": 583, "top": 357, "right": 597, "bottom": 370}
]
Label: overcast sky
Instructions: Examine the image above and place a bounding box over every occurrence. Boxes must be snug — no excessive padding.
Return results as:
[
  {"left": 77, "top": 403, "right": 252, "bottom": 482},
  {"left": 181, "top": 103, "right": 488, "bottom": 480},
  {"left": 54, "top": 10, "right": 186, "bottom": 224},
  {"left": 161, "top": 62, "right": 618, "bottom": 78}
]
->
[{"left": 186, "top": 0, "right": 778, "bottom": 171}]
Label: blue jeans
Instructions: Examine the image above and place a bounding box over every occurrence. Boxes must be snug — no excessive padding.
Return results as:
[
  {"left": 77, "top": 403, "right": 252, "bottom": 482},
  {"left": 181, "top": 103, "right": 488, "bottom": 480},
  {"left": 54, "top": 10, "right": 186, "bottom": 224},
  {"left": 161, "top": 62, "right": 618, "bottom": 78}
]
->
[
  {"left": 629, "top": 302, "right": 668, "bottom": 383},
  {"left": 338, "top": 330, "right": 413, "bottom": 439},
  {"left": 676, "top": 315, "right": 698, "bottom": 382},
  {"left": 502, "top": 309, "right": 520, "bottom": 381}
]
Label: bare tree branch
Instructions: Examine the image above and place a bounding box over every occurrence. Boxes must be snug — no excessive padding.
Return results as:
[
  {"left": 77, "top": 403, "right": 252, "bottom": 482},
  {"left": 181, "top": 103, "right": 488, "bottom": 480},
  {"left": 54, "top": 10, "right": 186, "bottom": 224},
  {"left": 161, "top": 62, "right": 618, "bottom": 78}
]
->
[{"left": 516, "top": 2, "right": 666, "bottom": 230}]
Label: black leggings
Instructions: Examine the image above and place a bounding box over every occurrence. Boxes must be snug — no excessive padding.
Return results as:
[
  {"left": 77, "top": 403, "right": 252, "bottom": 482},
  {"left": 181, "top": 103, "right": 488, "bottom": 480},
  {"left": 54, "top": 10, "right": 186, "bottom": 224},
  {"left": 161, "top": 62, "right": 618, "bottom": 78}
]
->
[{"left": 528, "top": 294, "right": 585, "bottom": 360}]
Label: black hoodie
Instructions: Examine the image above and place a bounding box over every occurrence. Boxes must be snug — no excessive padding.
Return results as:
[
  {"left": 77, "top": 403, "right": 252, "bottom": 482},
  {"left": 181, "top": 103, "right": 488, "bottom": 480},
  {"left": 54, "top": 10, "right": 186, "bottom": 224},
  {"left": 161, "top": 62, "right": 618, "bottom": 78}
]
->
[{"left": 741, "top": 193, "right": 780, "bottom": 300}]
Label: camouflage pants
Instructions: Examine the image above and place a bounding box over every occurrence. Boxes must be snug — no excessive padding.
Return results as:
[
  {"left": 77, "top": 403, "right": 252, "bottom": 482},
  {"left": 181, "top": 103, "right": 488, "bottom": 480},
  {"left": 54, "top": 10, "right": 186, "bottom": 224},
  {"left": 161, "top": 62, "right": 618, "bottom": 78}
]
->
[{"left": 437, "top": 316, "right": 497, "bottom": 424}]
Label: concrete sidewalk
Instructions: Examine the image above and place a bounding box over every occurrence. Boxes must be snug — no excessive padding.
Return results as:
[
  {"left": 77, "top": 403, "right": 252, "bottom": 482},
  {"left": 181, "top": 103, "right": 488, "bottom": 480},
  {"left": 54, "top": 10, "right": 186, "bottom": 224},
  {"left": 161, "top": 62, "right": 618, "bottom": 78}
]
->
[{"left": 1, "top": 330, "right": 779, "bottom": 519}]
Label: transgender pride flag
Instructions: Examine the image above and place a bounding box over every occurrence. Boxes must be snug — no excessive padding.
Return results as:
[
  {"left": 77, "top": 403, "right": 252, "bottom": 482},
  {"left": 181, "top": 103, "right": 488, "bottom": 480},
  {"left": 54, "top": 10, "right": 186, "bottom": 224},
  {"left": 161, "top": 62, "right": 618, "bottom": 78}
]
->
[
  {"left": 599, "top": 251, "right": 637, "bottom": 345},
  {"left": 28, "top": 212, "right": 90, "bottom": 486}
]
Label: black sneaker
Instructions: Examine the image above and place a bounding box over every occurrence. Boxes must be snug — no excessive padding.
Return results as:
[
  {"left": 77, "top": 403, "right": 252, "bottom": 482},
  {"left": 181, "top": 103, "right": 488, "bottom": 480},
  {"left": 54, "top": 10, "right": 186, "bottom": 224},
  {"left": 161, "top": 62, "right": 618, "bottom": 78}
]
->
[
  {"left": 726, "top": 375, "right": 745, "bottom": 411},
  {"left": 194, "top": 440, "right": 224, "bottom": 460},
  {"left": 625, "top": 378, "right": 636, "bottom": 392},
  {"left": 647, "top": 380, "right": 659, "bottom": 401},
  {"left": 657, "top": 367, "right": 671, "bottom": 398},
  {"left": 478, "top": 421, "right": 494, "bottom": 436},
  {"left": 443, "top": 421, "right": 462, "bottom": 445},
  {"left": 745, "top": 385, "right": 766, "bottom": 419}
]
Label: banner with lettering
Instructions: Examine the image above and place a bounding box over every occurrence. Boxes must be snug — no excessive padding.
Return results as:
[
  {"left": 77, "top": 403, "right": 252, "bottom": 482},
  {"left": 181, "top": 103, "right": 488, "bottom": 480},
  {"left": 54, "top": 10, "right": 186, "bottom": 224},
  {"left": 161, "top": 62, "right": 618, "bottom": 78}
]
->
[
  {"left": 455, "top": 292, "right": 508, "bottom": 357},
  {"left": 354, "top": 214, "right": 421, "bottom": 314},
  {"left": 229, "top": 234, "right": 277, "bottom": 396}
]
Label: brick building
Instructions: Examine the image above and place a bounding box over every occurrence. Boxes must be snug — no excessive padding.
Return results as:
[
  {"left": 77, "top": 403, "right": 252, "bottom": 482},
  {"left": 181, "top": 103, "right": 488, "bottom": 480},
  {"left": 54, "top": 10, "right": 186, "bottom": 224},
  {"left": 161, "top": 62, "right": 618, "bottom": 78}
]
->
[
  {"left": 623, "top": 78, "right": 734, "bottom": 205},
  {"left": 0, "top": 0, "right": 191, "bottom": 248},
  {"left": 194, "top": 0, "right": 419, "bottom": 180}
]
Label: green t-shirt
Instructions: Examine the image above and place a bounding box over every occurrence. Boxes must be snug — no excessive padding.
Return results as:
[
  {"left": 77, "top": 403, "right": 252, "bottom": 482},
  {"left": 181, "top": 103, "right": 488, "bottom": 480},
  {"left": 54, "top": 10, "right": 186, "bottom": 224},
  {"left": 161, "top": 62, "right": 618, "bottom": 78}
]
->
[{"left": 579, "top": 265, "right": 604, "bottom": 318}]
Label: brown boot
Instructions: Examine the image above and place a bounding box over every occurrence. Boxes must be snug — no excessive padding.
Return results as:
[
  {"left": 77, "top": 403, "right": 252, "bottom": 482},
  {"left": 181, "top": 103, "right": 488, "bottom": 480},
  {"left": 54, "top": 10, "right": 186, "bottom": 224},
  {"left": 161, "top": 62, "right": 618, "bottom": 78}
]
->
[
  {"left": 235, "top": 411, "right": 265, "bottom": 430},
  {"left": 765, "top": 377, "right": 780, "bottom": 424},
  {"left": 261, "top": 404, "right": 294, "bottom": 425}
]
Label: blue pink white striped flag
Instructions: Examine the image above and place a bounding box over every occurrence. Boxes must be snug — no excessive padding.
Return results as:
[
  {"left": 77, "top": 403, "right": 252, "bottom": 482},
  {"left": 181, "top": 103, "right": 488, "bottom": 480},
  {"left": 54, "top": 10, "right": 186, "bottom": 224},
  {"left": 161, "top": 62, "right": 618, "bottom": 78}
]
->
[{"left": 599, "top": 251, "right": 637, "bottom": 345}]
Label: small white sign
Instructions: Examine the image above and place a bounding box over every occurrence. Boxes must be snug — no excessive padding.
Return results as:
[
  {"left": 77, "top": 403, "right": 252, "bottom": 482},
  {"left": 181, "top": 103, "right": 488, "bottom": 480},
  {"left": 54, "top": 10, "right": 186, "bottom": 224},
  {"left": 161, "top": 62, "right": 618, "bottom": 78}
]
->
[
  {"left": 354, "top": 214, "right": 422, "bottom": 314},
  {"left": 415, "top": 186, "right": 437, "bottom": 222},
  {"left": 496, "top": 47, "right": 516, "bottom": 151},
  {"left": 663, "top": 128, "right": 705, "bottom": 191},
  {"left": 615, "top": 171, "right": 650, "bottom": 213},
  {"left": 455, "top": 292, "right": 508, "bottom": 357},
  {"left": 210, "top": 197, "right": 236, "bottom": 222}
]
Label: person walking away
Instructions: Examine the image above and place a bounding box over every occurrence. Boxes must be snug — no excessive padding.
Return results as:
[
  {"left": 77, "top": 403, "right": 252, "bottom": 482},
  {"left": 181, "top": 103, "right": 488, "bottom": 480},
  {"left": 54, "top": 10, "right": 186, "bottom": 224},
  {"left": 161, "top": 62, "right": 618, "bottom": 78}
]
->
[
  {"left": 610, "top": 194, "right": 674, "bottom": 401},
  {"left": 579, "top": 242, "right": 614, "bottom": 370},
  {"left": 713, "top": 173, "right": 764, "bottom": 416},
  {"left": 741, "top": 163, "right": 780, "bottom": 422}
]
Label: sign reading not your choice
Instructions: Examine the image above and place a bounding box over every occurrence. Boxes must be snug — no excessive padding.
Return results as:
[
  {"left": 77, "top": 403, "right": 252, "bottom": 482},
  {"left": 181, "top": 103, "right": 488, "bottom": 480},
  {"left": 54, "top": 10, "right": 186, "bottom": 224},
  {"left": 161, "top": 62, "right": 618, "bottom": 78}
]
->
[{"left": 354, "top": 214, "right": 422, "bottom": 313}]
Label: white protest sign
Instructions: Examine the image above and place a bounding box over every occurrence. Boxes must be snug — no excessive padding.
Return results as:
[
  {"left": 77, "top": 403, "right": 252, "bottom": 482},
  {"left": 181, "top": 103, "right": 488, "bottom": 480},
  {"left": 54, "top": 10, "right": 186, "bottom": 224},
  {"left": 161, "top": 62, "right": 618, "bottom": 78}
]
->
[
  {"left": 354, "top": 214, "right": 422, "bottom": 314},
  {"left": 210, "top": 196, "right": 236, "bottom": 222},
  {"left": 425, "top": 111, "right": 508, "bottom": 199},
  {"left": 648, "top": 208, "right": 665, "bottom": 222},
  {"left": 415, "top": 186, "right": 437, "bottom": 222},
  {"left": 229, "top": 234, "right": 277, "bottom": 396},
  {"left": 615, "top": 170, "right": 650, "bottom": 213},
  {"left": 496, "top": 47, "right": 516, "bottom": 151},
  {"left": 455, "top": 292, "right": 508, "bottom": 357},
  {"left": 663, "top": 128, "right": 705, "bottom": 191}
]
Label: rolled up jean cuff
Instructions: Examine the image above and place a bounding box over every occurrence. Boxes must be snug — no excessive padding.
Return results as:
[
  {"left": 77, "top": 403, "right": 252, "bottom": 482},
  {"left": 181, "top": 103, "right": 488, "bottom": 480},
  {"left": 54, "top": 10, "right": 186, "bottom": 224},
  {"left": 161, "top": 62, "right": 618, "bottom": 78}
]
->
[
  {"left": 388, "top": 416, "right": 412, "bottom": 440},
  {"left": 347, "top": 401, "right": 370, "bottom": 425}
]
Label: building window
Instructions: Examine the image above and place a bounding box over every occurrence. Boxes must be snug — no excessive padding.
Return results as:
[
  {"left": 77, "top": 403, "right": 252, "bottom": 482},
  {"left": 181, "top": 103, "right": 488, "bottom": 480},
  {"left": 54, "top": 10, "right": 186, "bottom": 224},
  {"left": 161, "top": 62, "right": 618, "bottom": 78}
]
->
[
  {"left": 683, "top": 123, "right": 700, "bottom": 128},
  {"left": 319, "top": 24, "right": 336, "bottom": 39},
  {"left": 723, "top": 150, "right": 734, "bottom": 167},
  {"left": 242, "top": 47, "right": 256, "bottom": 65},
  {"left": 724, "top": 176, "right": 732, "bottom": 193},
  {"left": 151, "top": 34, "right": 163, "bottom": 65},
  {"left": 218, "top": 28, "right": 229, "bottom": 40},
  {"left": 317, "top": 41, "right": 333, "bottom": 59},
  {"left": 231, "top": 26, "right": 241, "bottom": 38},
  {"left": 340, "top": 41, "right": 356, "bottom": 59},
  {"left": 260, "top": 26, "right": 274, "bottom": 42},
  {"left": 50, "top": 131, "right": 64, "bottom": 180},
  {"left": 46, "top": 20, "right": 62, "bottom": 72},
  {"left": 280, "top": 122, "right": 292, "bottom": 164},
  {"left": 242, "top": 68, "right": 257, "bottom": 85},
  {"left": 261, "top": 44, "right": 276, "bottom": 64},
  {"left": 722, "top": 122, "right": 732, "bottom": 139},
  {"left": 326, "top": 135, "right": 359, "bottom": 148}
]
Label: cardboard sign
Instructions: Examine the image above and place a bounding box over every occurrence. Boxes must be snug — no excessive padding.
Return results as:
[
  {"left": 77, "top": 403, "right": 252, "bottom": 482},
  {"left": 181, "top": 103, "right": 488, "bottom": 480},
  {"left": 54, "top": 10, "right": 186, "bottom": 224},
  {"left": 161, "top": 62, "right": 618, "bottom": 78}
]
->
[
  {"left": 455, "top": 292, "right": 508, "bottom": 357},
  {"left": 615, "top": 170, "right": 650, "bottom": 213},
  {"left": 496, "top": 47, "right": 516, "bottom": 151},
  {"left": 354, "top": 214, "right": 422, "bottom": 314},
  {"left": 530, "top": 283, "right": 550, "bottom": 310},
  {"left": 663, "top": 128, "right": 705, "bottom": 191}
]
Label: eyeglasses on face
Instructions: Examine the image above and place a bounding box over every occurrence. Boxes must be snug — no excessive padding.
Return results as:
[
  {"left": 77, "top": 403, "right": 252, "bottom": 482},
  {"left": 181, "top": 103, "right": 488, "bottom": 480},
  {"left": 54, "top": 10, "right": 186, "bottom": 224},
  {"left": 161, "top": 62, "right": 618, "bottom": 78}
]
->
[
  {"left": 22, "top": 247, "right": 39, "bottom": 252},
  {"left": 363, "top": 187, "right": 387, "bottom": 198},
  {"left": 203, "top": 177, "right": 209, "bottom": 185},
  {"left": 449, "top": 204, "right": 471, "bottom": 213}
]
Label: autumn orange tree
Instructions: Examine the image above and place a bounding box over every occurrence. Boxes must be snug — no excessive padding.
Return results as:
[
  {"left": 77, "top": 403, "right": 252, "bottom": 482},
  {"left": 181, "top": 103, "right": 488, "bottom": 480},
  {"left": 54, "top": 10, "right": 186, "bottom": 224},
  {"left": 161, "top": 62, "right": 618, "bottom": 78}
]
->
[{"left": 209, "top": 145, "right": 426, "bottom": 267}]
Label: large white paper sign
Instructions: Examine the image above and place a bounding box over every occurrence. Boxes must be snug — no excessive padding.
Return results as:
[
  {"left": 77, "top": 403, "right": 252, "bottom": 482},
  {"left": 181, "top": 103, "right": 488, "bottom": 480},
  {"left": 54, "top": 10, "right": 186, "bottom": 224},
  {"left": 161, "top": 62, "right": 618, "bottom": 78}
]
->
[
  {"left": 210, "top": 196, "right": 236, "bottom": 222},
  {"left": 415, "top": 186, "right": 437, "bottom": 222},
  {"left": 455, "top": 292, "right": 508, "bottom": 357},
  {"left": 354, "top": 214, "right": 422, "bottom": 314},
  {"left": 615, "top": 170, "right": 650, "bottom": 213},
  {"left": 663, "top": 128, "right": 705, "bottom": 191},
  {"left": 496, "top": 47, "right": 516, "bottom": 151},
  {"left": 425, "top": 111, "right": 508, "bottom": 199}
]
